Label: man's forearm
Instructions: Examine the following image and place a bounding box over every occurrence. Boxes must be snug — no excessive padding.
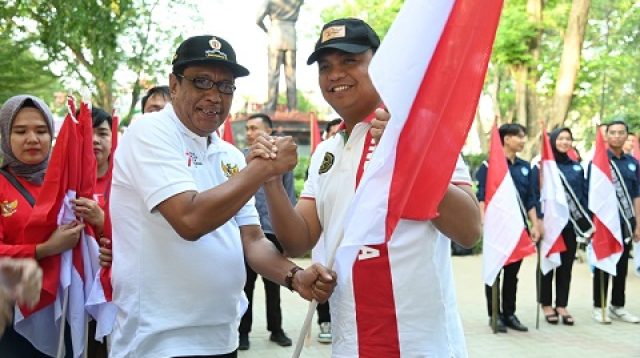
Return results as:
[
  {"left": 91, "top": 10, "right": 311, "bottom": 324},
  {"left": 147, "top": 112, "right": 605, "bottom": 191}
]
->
[
  {"left": 433, "top": 184, "right": 481, "bottom": 248},
  {"left": 264, "top": 180, "right": 316, "bottom": 256}
]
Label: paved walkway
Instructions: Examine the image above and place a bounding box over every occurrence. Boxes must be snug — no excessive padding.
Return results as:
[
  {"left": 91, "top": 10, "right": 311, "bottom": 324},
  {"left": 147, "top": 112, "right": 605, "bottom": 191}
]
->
[{"left": 240, "top": 254, "right": 640, "bottom": 357}]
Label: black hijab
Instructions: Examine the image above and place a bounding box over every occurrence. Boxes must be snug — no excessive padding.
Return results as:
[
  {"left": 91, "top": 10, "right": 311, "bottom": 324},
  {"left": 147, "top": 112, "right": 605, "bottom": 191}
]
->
[{"left": 549, "top": 127, "right": 573, "bottom": 164}]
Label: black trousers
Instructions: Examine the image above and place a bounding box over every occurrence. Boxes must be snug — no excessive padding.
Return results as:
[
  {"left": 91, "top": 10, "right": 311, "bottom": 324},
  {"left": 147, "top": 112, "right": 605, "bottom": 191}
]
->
[
  {"left": 593, "top": 239, "right": 632, "bottom": 307},
  {"left": 0, "top": 321, "right": 72, "bottom": 358},
  {"left": 175, "top": 352, "right": 236, "bottom": 358},
  {"left": 540, "top": 226, "right": 578, "bottom": 307},
  {"left": 485, "top": 259, "right": 522, "bottom": 317},
  {"left": 316, "top": 301, "right": 331, "bottom": 325},
  {"left": 239, "top": 233, "right": 284, "bottom": 335}
]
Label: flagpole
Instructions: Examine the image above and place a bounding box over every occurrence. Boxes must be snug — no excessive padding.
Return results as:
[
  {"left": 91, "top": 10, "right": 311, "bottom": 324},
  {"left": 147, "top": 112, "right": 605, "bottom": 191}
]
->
[
  {"left": 535, "top": 242, "right": 541, "bottom": 330},
  {"left": 57, "top": 287, "right": 69, "bottom": 358},
  {"left": 491, "top": 279, "right": 498, "bottom": 334},
  {"left": 600, "top": 270, "right": 606, "bottom": 322},
  {"left": 292, "top": 230, "right": 344, "bottom": 358}
]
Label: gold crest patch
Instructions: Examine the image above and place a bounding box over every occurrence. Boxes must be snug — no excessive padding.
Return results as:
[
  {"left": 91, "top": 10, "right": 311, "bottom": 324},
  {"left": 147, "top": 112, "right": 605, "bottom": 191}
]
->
[
  {"left": 322, "top": 25, "right": 346, "bottom": 43},
  {"left": 221, "top": 161, "right": 239, "bottom": 178},
  {"left": 319, "top": 152, "right": 335, "bottom": 174},
  {"left": 1, "top": 200, "right": 18, "bottom": 217}
]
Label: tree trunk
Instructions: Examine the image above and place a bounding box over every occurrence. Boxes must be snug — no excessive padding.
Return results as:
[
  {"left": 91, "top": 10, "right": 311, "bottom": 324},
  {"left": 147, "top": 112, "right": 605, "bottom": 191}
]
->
[
  {"left": 525, "top": 0, "right": 543, "bottom": 156},
  {"left": 511, "top": 64, "right": 528, "bottom": 126},
  {"left": 550, "top": 0, "right": 591, "bottom": 128}
]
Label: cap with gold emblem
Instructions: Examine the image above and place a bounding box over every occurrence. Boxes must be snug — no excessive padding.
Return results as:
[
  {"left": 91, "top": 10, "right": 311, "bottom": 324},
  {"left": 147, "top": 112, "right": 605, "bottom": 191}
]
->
[
  {"left": 172, "top": 35, "right": 250, "bottom": 77},
  {"left": 307, "top": 18, "right": 380, "bottom": 65}
]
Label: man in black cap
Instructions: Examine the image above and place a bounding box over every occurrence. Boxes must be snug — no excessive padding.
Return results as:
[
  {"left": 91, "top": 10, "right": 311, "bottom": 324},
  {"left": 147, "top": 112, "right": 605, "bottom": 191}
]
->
[
  {"left": 257, "top": 18, "right": 480, "bottom": 357},
  {"left": 109, "top": 35, "right": 336, "bottom": 358}
]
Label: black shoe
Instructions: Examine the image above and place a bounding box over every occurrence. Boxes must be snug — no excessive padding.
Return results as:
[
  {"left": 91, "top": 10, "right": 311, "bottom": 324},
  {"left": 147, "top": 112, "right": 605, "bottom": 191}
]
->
[
  {"left": 238, "top": 334, "right": 250, "bottom": 350},
  {"left": 270, "top": 331, "right": 292, "bottom": 347},
  {"left": 488, "top": 318, "right": 507, "bottom": 333},
  {"left": 504, "top": 315, "right": 528, "bottom": 332}
]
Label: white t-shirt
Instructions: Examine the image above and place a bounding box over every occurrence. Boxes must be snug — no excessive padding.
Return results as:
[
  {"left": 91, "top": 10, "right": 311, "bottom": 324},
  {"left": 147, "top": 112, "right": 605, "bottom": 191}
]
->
[
  {"left": 109, "top": 104, "right": 259, "bottom": 358},
  {"left": 301, "top": 119, "right": 472, "bottom": 358}
]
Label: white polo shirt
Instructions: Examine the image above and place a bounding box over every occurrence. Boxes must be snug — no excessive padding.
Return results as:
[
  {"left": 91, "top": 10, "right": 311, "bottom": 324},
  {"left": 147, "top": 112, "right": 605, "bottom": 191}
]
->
[
  {"left": 302, "top": 118, "right": 472, "bottom": 358},
  {"left": 109, "top": 104, "right": 259, "bottom": 358}
]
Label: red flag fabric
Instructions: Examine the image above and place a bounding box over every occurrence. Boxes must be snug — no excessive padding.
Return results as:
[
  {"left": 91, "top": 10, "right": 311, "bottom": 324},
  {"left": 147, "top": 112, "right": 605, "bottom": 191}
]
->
[
  {"left": 588, "top": 126, "right": 623, "bottom": 275},
  {"left": 310, "top": 113, "right": 322, "bottom": 154},
  {"left": 339, "top": 0, "right": 505, "bottom": 284},
  {"left": 481, "top": 124, "right": 535, "bottom": 284},
  {"left": 539, "top": 130, "right": 570, "bottom": 274},
  {"left": 632, "top": 135, "right": 640, "bottom": 161},
  {"left": 567, "top": 147, "right": 580, "bottom": 161},
  {"left": 15, "top": 96, "right": 81, "bottom": 356},
  {"left": 222, "top": 116, "right": 234, "bottom": 144}
]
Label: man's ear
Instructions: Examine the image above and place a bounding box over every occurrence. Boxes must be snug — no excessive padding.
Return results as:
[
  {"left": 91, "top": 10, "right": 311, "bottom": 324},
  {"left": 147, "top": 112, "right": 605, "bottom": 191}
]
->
[
  {"left": 169, "top": 74, "right": 179, "bottom": 99},
  {"left": 266, "top": 127, "right": 273, "bottom": 135}
]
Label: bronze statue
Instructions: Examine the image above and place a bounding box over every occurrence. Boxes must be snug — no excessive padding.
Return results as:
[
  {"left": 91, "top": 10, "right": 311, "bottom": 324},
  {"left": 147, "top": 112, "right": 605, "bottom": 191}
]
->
[{"left": 257, "top": 0, "right": 304, "bottom": 113}]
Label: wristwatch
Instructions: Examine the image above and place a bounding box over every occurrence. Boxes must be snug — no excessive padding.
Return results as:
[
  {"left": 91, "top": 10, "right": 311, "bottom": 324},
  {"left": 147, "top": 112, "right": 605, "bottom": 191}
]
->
[{"left": 285, "top": 266, "right": 303, "bottom": 292}]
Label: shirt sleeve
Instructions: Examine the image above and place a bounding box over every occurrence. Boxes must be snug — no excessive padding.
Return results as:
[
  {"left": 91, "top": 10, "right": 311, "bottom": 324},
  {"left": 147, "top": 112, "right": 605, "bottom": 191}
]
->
[
  {"left": 525, "top": 162, "right": 538, "bottom": 212},
  {"left": 530, "top": 164, "right": 542, "bottom": 218},
  {"left": 451, "top": 155, "right": 472, "bottom": 185},
  {"left": 475, "top": 162, "right": 488, "bottom": 203},
  {"left": 0, "top": 222, "right": 37, "bottom": 258},
  {"left": 117, "top": 119, "right": 198, "bottom": 213}
]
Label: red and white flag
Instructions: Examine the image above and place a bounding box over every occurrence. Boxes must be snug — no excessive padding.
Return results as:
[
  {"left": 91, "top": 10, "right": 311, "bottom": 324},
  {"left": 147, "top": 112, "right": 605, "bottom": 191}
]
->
[
  {"left": 85, "top": 110, "right": 118, "bottom": 340},
  {"left": 14, "top": 97, "right": 81, "bottom": 356},
  {"left": 539, "top": 131, "right": 570, "bottom": 274},
  {"left": 482, "top": 124, "right": 535, "bottom": 285},
  {"left": 338, "top": 0, "right": 505, "bottom": 283},
  {"left": 588, "top": 127, "right": 623, "bottom": 275}
]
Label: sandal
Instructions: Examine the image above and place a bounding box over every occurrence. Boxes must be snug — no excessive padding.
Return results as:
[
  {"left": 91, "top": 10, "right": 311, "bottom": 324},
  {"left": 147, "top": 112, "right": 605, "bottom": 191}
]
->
[
  {"left": 543, "top": 307, "right": 559, "bottom": 324},
  {"left": 561, "top": 314, "right": 574, "bottom": 326}
]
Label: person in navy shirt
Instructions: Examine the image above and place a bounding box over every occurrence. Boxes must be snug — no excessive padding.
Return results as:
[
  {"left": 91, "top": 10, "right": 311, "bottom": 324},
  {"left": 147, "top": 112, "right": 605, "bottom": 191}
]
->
[
  {"left": 589, "top": 120, "right": 640, "bottom": 324},
  {"left": 476, "top": 123, "right": 542, "bottom": 333}
]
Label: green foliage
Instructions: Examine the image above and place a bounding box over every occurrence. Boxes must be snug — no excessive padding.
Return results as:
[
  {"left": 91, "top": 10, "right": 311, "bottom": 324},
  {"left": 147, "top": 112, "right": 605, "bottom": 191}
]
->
[
  {"left": 278, "top": 90, "right": 320, "bottom": 114},
  {"left": 492, "top": 2, "right": 539, "bottom": 66},
  {"left": 293, "top": 155, "right": 310, "bottom": 198},
  {"left": 321, "top": 0, "right": 404, "bottom": 39},
  {"left": 0, "top": 32, "right": 60, "bottom": 104},
  {"left": 1, "top": 0, "right": 189, "bottom": 121}
]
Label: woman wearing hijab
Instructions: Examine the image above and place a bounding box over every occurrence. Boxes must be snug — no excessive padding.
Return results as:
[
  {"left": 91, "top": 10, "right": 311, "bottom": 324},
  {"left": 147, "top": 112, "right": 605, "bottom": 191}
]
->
[
  {"left": 535, "top": 127, "right": 589, "bottom": 326},
  {"left": 0, "top": 94, "right": 84, "bottom": 356}
]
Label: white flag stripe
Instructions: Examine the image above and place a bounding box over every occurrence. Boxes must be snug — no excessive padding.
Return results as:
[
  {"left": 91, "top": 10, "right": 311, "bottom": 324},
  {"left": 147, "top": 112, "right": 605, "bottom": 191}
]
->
[
  {"left": 588, "top": 166, "right": 623, "bottom": 275},
  {"left": 340, "top": 0, "right": 455, "bottom": 285},
  {"left": 483, "top": 175, "right": 527, "bottom": 285},
  {"left": 540, "top": 159, "right": 570, "bottom": 274}
]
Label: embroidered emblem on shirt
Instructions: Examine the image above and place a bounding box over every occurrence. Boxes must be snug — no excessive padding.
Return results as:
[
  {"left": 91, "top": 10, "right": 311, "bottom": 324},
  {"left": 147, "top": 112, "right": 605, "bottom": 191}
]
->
[
  {"left": 1, "top": 200, "right": 18, "bottom": 217},
  {"left": 573, "top": 164, "right": 582, "bottom": 172},
  {"left": 319, "top": 152, "right": 335, "bottom": 174},
  {"left": 629, "top": 163, "right": 636, "bottom": 172},
  {"left": 185, "top": 151, "right": 203, "bottom": 167},
  {"left": 521, "top": 167, "right": 529, "bottom": 176},
  {"left": 221, "top": 161, "right": 239, "bottom": 177}
]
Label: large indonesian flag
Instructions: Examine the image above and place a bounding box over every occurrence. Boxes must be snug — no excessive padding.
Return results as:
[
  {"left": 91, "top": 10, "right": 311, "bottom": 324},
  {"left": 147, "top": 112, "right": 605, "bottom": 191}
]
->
[
  {"left": 539, "top": 130, "right": 570, "bottom": 274},
  {"left": 339, "top": 0, "right": 504, "bottom": 283},
  {"left": 482, "top": 124, "right": 535, "bottom": 285},
  {"left": 588, "top": 127, "right": 623, "bottom": 275}
]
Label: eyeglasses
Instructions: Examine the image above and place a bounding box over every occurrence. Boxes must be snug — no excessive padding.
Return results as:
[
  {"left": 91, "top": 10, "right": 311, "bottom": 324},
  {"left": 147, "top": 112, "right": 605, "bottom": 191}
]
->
[{"left": 175, "top": 74, "right": 236, "bottom": 95}]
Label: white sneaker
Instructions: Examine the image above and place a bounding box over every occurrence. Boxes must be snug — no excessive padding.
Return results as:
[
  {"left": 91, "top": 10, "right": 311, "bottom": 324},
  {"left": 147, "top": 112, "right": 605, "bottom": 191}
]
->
[
  {"left": 317, "top": 322, "right": 332, "bottom": 343},
  {"left": 609, "top": 306, "right": 640, "bottom": 323},
  {"left": 592, "top": 308, "right": 612, "bottom": 324}
]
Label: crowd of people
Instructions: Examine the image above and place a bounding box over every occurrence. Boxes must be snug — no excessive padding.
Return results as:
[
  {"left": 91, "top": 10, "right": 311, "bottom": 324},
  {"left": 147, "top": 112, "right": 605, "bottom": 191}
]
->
[{"left": 0, "top": 14, "right": 638, "bottom": 358}]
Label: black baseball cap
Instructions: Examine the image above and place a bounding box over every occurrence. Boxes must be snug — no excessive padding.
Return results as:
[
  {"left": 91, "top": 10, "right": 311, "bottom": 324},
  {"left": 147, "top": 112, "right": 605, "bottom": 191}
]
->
[
  {"left": 172, "top": 35, "right": 250, "bottom": 77},
  {"left": 307, "top": 18, "right": 380, "bottom": 65}
]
